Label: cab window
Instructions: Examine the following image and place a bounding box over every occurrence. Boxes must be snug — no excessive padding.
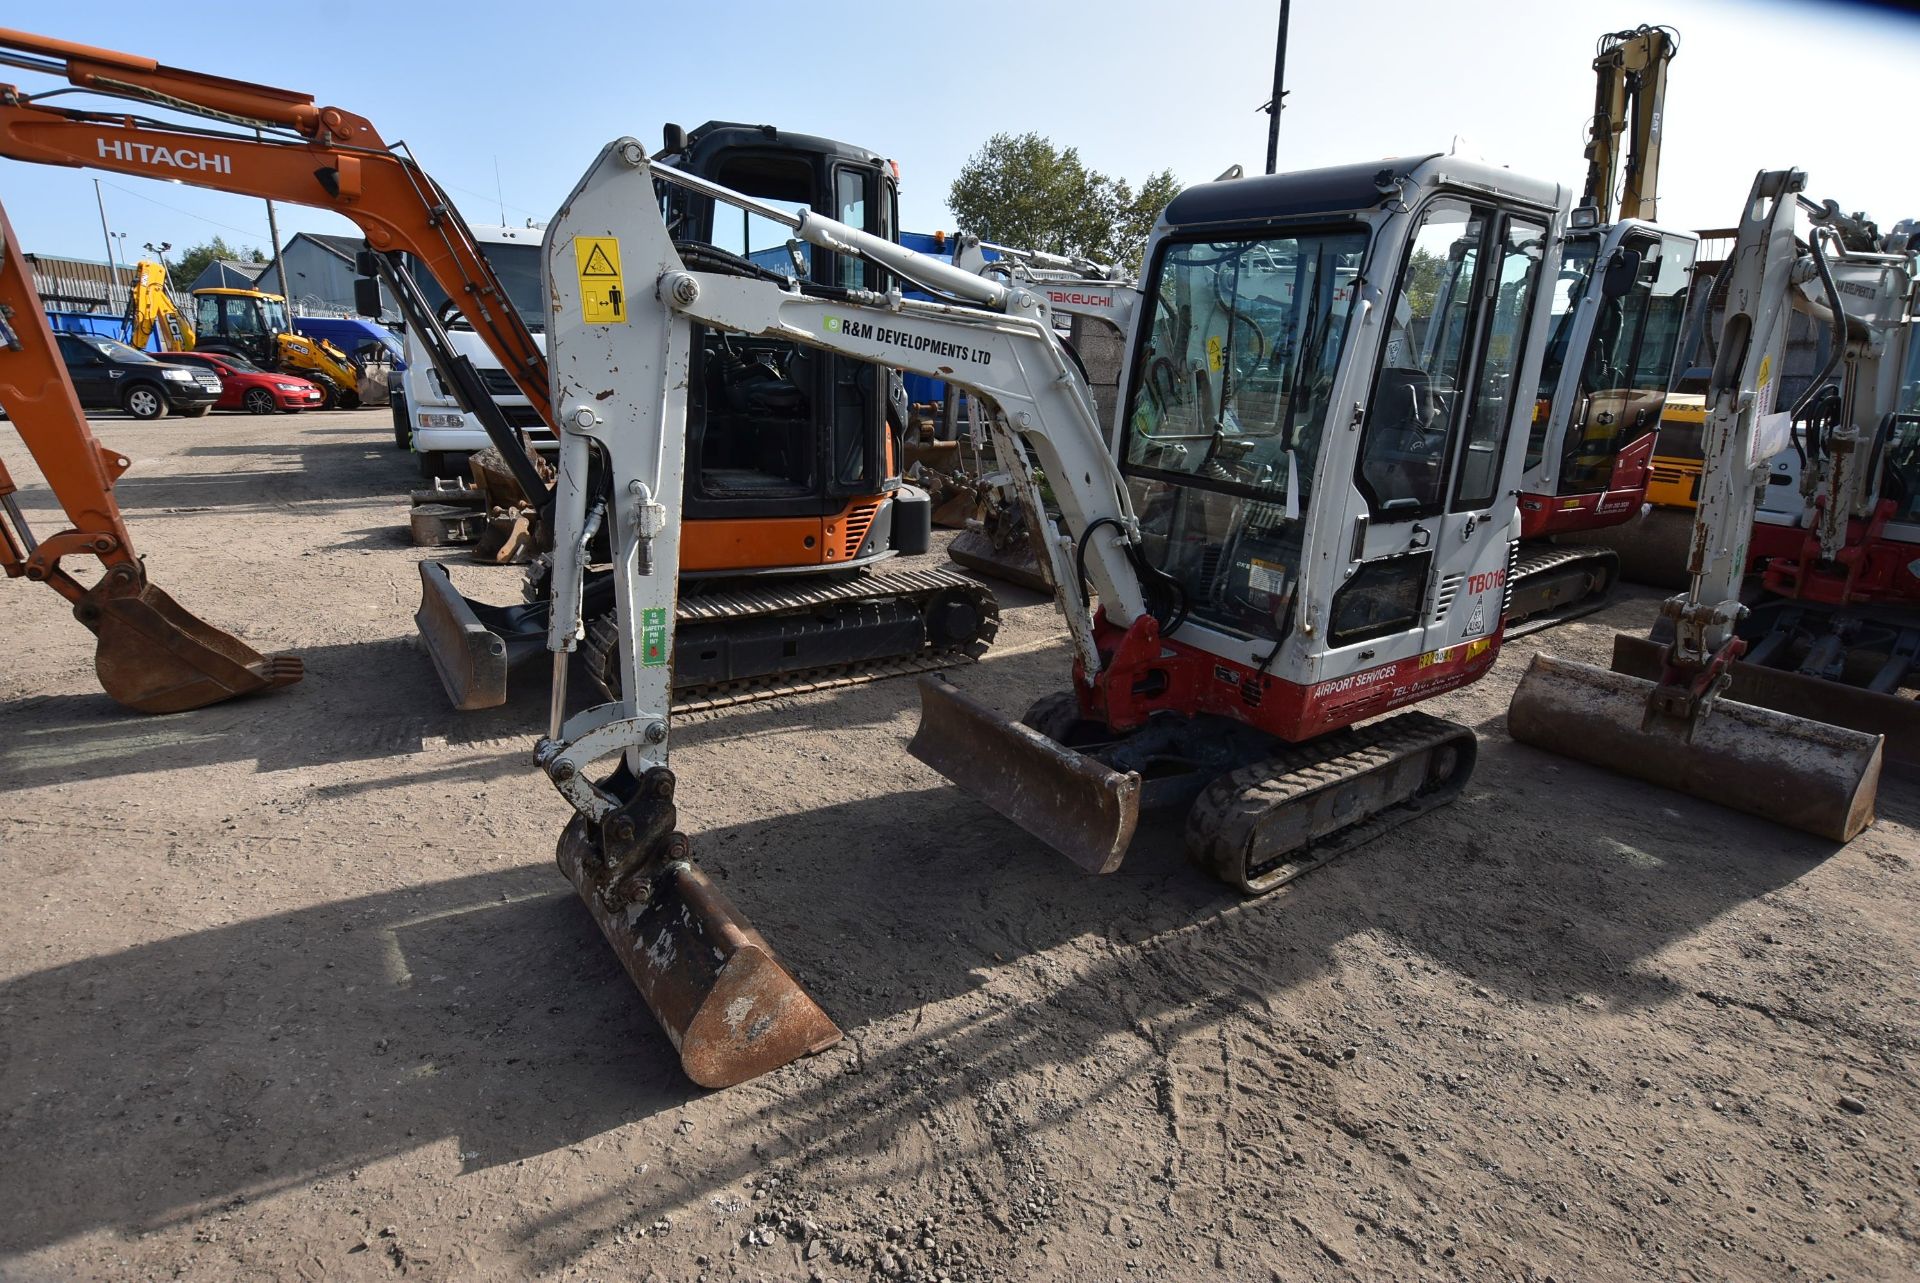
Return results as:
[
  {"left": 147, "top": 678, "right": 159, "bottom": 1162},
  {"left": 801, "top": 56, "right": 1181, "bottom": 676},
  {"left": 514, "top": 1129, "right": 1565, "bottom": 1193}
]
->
[
  {"left": 1453, "top": 216, "right": 1547, "bottom": 510},
  {"left": 1357, "top": 199, "right": 1488, "bottom": 515}
]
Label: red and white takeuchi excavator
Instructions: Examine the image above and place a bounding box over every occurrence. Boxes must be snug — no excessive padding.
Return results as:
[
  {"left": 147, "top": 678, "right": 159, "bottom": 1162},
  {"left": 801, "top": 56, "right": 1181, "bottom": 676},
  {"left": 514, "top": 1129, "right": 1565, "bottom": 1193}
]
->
[
  {"left": 1510, "top": 167, "right": 1916, "bottom": 841},
  {"left": 523, "top": 140, "right": 1638, "bottom": 1086}
]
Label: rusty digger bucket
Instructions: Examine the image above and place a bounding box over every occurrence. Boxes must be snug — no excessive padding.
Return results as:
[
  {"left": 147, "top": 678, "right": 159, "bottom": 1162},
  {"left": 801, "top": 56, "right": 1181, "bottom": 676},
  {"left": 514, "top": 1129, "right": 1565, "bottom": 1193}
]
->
[
  {"left": 1506, "top": 651, "right": 1883, "bottom": 844},
  {"left": 76, "top": 561, "right": 304, "bottom": 714},
  {"left": 907, "top": 676, "right": 1142, "bottom": 874},
  {"left": 555, "top": 766, "right": 840, "bottom": 1089}
]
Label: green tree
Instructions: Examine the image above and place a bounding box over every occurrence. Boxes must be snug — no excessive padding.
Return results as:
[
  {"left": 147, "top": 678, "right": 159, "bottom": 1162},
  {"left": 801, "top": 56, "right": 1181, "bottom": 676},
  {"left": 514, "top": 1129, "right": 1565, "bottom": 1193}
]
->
[
  {"left": 1404, "top": 248, "right": 1445, "bottom": 319},
  {"left": 946, "top": 133, "right": 1177, "bottom": 270},
  {"left": 167, "top": 236, "right": 265, "bottom": 292}
]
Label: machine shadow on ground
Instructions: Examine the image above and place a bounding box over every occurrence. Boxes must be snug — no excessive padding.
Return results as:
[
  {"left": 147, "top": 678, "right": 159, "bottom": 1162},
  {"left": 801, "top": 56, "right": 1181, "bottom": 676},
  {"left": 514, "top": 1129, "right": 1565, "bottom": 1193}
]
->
[
  {"left": 0, "top": 748, "right": 1844, "bottom": 1260},
  {"left": 0, "top": 616, "right": 1050, "bottom": 796}
]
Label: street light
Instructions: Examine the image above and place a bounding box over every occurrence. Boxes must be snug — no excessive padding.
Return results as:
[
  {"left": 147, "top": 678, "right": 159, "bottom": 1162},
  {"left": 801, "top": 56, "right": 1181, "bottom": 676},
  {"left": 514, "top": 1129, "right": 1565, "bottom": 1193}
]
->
[{"left": 144, "top": 241, "right": 173, "bottom": 287}]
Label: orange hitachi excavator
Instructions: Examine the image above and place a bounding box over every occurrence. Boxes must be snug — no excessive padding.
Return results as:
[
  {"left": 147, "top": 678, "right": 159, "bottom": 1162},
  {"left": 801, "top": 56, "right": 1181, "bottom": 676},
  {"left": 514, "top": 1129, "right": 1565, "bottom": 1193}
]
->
[
  {"left": 0, "top": 28, "right": 553, "bottom": 711},
  {"left": 0, "top": 28, "right": 991, "bottom": 715}
]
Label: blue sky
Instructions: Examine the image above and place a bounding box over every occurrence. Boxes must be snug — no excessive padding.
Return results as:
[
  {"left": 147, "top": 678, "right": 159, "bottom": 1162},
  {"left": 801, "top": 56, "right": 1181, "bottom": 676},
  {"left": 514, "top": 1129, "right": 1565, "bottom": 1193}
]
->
[{"left": 6, "top": 0, "right": 1917, "bottom": 267}]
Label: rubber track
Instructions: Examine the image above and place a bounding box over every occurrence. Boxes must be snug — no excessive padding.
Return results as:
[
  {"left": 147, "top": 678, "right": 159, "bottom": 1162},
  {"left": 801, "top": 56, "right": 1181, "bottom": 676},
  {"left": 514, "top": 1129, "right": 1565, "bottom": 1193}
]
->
[
  {"left": 1184, "top": 711, "right": 1476, "bottom": 894},
  {"left": 581, "top": 566, "right": 1000, "bottom": 713},
  {"left": 1503, "top": 543, "right": 1619, "bottom": 639}
]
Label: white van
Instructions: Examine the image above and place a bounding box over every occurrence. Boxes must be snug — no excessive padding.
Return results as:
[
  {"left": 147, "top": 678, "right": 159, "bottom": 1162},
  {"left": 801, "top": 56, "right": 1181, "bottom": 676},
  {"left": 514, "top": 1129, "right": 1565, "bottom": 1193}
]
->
[{"left": 400, "top": 223, "right": 550, "bottom": 477}]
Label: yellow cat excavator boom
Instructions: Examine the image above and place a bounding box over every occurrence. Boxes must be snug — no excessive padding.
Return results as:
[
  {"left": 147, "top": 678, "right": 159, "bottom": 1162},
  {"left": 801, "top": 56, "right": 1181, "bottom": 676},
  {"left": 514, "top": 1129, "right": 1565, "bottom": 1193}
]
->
[{"left": 1581, "top": 24, "right": 1677, "bottom": 224}]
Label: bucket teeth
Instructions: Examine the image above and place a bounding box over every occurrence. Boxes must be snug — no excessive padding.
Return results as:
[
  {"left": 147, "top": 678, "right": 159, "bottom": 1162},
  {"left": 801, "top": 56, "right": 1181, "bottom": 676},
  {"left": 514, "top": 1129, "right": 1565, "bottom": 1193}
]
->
[
  {"left": 81, "top": 562, "right": 301, "bottom": 713},
  {"left": 556, "top": 768, "right": 839, "bottom": 1089}
]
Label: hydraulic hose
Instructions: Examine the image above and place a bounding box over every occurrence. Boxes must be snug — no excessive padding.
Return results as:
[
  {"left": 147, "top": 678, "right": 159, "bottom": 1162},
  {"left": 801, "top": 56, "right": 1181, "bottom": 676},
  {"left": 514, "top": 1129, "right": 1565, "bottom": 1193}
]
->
[{"left": 1792, "top": 228, "right": 1848, "bottom": 443}]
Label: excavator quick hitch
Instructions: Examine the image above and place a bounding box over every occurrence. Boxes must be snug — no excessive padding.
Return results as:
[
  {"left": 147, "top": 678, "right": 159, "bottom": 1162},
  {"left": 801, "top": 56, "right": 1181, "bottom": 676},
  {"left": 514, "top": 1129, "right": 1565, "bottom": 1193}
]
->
[{"left": 553, "top": 763, "right": 840, "bottom": 1089}]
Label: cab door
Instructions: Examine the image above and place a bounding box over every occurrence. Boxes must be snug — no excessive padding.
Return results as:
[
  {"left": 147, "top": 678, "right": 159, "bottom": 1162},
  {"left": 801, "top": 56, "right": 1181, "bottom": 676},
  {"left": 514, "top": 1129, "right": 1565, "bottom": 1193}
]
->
[{"left": 1326, "top": 198, "right": 1548, "bottom": 673}]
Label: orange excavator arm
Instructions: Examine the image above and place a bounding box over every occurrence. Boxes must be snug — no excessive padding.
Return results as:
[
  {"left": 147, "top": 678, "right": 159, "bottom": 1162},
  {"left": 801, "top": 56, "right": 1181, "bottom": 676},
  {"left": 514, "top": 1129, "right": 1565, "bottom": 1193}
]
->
[
  {"left": 0, "top": 28, "right": 554, "bottom": 712},
  {"left": 0, "top": 27, "right": 549, "bottom": 414}
]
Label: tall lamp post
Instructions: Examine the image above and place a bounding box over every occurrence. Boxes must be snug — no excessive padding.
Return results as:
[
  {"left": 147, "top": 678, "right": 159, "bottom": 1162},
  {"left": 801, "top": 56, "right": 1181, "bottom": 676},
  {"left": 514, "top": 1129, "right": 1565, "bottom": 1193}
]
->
[{"left": 1259, "top": 0, "right": 1292, "bottom": 175}]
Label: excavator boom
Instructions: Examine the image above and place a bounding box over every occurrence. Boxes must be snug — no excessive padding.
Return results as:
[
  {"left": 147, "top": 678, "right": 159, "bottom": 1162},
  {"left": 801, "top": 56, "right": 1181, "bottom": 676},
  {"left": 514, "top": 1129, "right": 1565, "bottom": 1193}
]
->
[
  {"left": 1581, "top": 24, "right": 1676, "bottom": 224},
  {"left": 0, "top": 26, "right": 565, "bottom": 709}
]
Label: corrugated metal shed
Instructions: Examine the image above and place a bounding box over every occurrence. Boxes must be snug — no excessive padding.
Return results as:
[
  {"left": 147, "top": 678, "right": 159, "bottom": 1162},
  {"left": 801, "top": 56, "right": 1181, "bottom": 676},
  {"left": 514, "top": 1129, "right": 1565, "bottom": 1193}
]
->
[{"left": 25, "top": 253, "right": 135, "bottom": 314}]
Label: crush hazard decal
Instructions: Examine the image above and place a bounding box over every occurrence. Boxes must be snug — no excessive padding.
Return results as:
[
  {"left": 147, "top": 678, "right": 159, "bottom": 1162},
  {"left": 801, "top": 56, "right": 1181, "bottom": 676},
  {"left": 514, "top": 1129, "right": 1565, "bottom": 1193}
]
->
[{"left": 574, "top": 237, "right": 626, "bottom": 324}]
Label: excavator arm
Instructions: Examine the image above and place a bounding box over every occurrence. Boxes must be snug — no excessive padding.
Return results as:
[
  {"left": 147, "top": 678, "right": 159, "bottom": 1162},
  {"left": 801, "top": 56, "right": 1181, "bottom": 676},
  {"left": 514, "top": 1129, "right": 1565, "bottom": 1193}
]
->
[
  {"left": 0, "top": 27, "right": 560, "bottom": 709},
  {"left": 523, "top": 138, "right": 1157, "bottom": 1086},
  {"left": 1509, "top": 169, "right": 1891, "bottom": 843},
  {"left": 1581, "top": 24, "right": 1676, "bottom": 224},
  {"left": 125, "top": 259, "right": 192, "bottom": 350}
]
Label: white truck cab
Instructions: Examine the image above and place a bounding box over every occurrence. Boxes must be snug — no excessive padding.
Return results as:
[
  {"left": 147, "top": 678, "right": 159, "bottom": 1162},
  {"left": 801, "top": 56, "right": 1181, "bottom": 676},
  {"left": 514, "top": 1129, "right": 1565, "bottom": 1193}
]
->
[{"left": 401, "top": 223, "right": 550, "bottom": 477}]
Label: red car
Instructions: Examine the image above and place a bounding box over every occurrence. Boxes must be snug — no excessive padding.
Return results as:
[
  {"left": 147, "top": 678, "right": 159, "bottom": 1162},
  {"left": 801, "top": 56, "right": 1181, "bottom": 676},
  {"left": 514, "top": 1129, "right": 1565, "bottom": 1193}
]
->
[{"left": 159, "top": 351, "right": 325, "bottom": 414}]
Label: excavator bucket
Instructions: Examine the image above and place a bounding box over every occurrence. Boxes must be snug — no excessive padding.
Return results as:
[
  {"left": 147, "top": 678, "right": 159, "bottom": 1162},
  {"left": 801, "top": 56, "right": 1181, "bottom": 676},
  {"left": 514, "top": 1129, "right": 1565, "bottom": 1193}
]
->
[
  {"left": 1506, "top": 652, "right": 1881, "bottom": 843},
  {"left": 907, "top": 676, "right": 1141, "bottom": 874},
  {"left": 947, "top": 526, "right": 1052, "bottom": 595},
  {"left": 1610, "top": 633, "right": 1920, "bottom": 778},
  {"left": 79, "top": 563, "right": 303, "bottom": 714},
  {"left": 556, "top": 815, "right": 840, "bottom": 1089}
]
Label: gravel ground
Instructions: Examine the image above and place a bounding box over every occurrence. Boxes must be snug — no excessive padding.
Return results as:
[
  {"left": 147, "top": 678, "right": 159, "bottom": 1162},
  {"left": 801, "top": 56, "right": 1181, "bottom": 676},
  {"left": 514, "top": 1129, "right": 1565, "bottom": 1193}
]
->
[{"left": 1, "top": 409, "right": 1915, "bottom": 1282}]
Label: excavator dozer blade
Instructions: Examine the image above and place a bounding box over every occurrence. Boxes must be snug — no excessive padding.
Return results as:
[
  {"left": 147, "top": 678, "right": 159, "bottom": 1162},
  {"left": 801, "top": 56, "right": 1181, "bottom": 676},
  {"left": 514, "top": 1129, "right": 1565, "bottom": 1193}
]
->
[
  {"left": 81, "top": 565, "right": 302, "bottom": 714},
  {"left": 1506, "top": 652, "right": 1882, "bottom": 843},
  {"left": 557, "top": 819, "right": 841, "bottom": 1089},
  {"left": 415, "top": 560, "right": 510, "bottom": 710},
  {"left": 907, "top": 676, "right": 1141, "bottom": 874}
]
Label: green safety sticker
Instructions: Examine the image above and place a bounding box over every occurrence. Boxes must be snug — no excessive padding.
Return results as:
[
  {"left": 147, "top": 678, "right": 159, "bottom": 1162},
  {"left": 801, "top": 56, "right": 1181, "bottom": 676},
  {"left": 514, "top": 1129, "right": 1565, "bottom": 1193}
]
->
[{"left": 641, "top": 607, "right": 668, "bottom": 667}]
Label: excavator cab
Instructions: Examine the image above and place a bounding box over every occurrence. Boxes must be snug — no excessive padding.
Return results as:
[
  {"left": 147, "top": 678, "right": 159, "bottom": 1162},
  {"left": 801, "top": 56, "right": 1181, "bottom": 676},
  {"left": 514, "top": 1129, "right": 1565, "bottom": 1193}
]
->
[
  {"left": 659, "top": 122, "right": 904, "bottom": 566},
  {"left": 193, "top": 287, "right": 288, "bottom": 356},
  {"left": 1518, "top": 220, "right": 1697, "bottom": 529}
]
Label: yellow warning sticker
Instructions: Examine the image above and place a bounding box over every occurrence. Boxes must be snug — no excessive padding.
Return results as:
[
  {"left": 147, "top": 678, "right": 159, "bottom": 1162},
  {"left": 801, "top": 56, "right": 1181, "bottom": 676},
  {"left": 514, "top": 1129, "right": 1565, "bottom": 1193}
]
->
[
  {"left": 574, "top": 237, "right": 626, "bottom": 324},
  {"left": 1206, "top": 335, "right": 1222, "bottom": 371},
  {"left": 1757, "top": 353, "right": 1771, "bottom": 389}
]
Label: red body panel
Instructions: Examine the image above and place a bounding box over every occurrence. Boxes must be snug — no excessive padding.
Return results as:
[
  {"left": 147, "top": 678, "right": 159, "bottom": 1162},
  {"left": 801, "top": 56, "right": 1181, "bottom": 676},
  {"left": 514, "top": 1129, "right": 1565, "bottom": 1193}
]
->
[
  {"left": 1517, "top": 429, "right": 1656, "bottom": 539},
  {"left": 1080, "top": 612, "right": 1504, "bottom": 744},
  {"left": 161, "top": 354, "right": 322, "bottom": 411}
]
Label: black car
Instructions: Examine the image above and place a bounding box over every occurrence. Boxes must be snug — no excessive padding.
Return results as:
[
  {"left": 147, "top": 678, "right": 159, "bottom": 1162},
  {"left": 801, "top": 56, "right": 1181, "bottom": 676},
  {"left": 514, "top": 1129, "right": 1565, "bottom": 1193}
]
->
[{"left": 54, "top": 333, "right": 221, "bottom": 420}]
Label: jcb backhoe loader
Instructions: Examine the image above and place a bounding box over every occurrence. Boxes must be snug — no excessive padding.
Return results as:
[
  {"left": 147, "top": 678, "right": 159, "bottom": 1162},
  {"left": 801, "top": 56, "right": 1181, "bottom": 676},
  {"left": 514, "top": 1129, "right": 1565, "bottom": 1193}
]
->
[
  {"left": 125, "top": 258, "right": 367, "bottom": 407},
  {"left": 521, "top": 140, "right": 1642, "bottom": 1086},
  {"left": 1509, "top": 168, "right": 1915, "bottom": 835}
]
